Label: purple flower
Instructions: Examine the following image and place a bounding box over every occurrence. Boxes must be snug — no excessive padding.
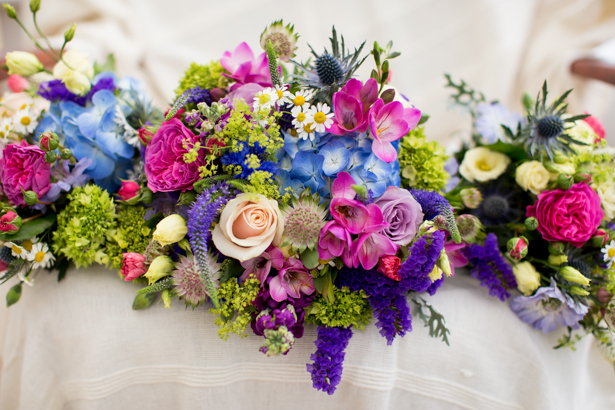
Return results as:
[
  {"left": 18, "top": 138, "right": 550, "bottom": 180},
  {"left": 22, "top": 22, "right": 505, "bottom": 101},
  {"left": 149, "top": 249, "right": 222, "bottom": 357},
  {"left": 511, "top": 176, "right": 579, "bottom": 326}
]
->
[
  {"left": 240, "top": 245, "right": 284, "bottom": 285},
  {"left": 318, "top": 221, "right": 353, "bottom": 267},
  {"left": 351, "top": 231, "right": 399, "bottom": 270},
  {"left": 327, "top": 78, "right": 378, "bottom": 135},
  {"left": 369, "top": 293, "right": 412, "bottom": 345},
  {"left": 463, "top": 233, "right": 517, "bottom": 301},
  {"left": 474, "top": 102, "right": 524, "bottom": 144},
  {"left": 253, "top": 305, "right": 297, "bottom": 336},
  {"left": 269, "top": 257, "right": 315, "bottom": 302},
  {"left": 306, "top": 325, "right": 353, "bottom": 395},
  {"left": 374, "top": 186, "right": 424, "bottom": 246},
  {"left": 220, "top": 42, "right": 272, "bottom": 90},
  {"left": 397, "top": 230, "right": 446, "bottom": 294},
  {"left": 510, "top": 278, "right": 588, "bottom": 333},
  {"left": 367, "top": 99, "right": 421, "bottom": 163}
]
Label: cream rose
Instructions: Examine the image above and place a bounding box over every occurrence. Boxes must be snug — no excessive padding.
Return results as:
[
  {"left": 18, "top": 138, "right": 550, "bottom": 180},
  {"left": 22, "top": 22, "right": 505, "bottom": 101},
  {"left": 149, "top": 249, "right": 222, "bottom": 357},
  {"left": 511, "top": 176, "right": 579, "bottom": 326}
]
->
[
  {"left": 515, "top": 160, "right": 550, "bottom": 195},
  {"left": 153, "top": 214, "right": 188, "bottom": 246},
  {"left": 513, "top": 262, "right": 541, "bottom": 296},
  {"left": 593, "top": 180, "right": 615, "bottom": 220},
  {"left": 212, "top": 193, "right": 284, "bottom": 261},
  {"left": 459, "top": 147, "right": 510, "bottom": 183}
]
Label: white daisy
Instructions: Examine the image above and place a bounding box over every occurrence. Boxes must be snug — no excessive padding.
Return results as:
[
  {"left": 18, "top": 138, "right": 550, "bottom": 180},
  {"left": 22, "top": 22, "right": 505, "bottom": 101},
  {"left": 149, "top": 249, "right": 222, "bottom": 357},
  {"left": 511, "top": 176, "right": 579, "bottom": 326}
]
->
[
  {"left": 297, "top": 122, "right": 316, "bottom": 141},
  {"left": 273, "top": 85, "right": 292, "bottom": 106},
  {"left": 307, "top": 102, "right": 334, "bottom": 133},
  {"left": 0, "top": 118, "right": 12, "bottom": 141},
  {"left": 289, "top": 89, "right": 313, "bottom": 116},
  {"left": 291, "top": 105, "right": 313, "bottom": 129},
  {"left": 602, "top": 240, "right": 615, "bottom": 268},
  {"left": 5, "top": 242, "right": 27, "bottom": 259},
  {"left": 27, "top": 242, "right": 55, "bottom": 269},
  {"left": 253, "top": 88, "right": 278, "bottom": 110},
  {"left": 12, "top": 108, "right": 38, "bottom": 134}
]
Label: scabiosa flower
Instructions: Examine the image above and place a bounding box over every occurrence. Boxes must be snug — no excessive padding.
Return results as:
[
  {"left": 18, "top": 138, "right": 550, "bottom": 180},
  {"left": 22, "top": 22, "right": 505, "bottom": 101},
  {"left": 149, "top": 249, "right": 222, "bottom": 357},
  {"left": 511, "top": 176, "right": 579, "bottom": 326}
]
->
[
  {"left": 282, "top": 188, "right": 327, "bottom": 253},
  {"left": 172, "top": 254, "right": 221, "bottom": 308},
  {"left": 260, "top": 20, "right": 299, "bottom": 62},
  {"left": 306, "top": 325, "right": 353, "bottom": 395},
  {"left": 463, "top": 233, "right": 517, "bottom": 301},
  {"left": 510, "top": 278, "right": 588, "bottom": 333},
  {"left": 517, "top": 82, "right": 588, "bottom": 161}
]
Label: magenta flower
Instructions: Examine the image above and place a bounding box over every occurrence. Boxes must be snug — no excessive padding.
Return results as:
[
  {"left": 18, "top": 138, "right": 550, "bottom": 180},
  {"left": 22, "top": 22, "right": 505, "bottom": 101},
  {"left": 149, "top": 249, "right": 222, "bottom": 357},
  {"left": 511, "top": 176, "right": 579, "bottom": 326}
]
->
[
  {"left": 240, "top": 245, "right": 284, "bottom": 285},
  {"left": 329, "top": 172, "right": 388, "bottom": 235},
  {"left": 367, "top": 99, "right": 422, "bottom": 163},
  {"left": 327, "top": 78, "right": 378, "bottom": 135},
  {"left": 318, "top": 220, "right": 353, "bottom": 267},
  {"left": 0, "top": 141, "right": 51, "bottom": 207},
  {"left": 220, "top": 42, "right": 273, "bottom": 91},
  {"left": 269, "top": 257, "right": 315, "bottom": 302},
  {"left": 444, "top": 239, "right": 468, "bottom": 276},
  {"left": 352, "top": 232, "right": 399, "bottom": 270}
]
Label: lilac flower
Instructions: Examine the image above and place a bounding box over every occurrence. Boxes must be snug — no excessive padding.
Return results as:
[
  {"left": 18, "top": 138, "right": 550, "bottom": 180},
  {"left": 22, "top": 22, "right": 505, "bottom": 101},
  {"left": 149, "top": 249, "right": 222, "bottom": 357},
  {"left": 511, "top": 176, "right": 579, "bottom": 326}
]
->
[
  {"left": 510, "top": 278, "right": 588, "bottom": 333},
  {"left": 474, "top": 102, "right": 525, "bottom": 143},
  {"left": 240, "top": 245, "right": 284, "bottom": 285},
  {"left": 463, "top": 233, "right": 517, "bottom": 301},
  {"left": 306, "top": 325, "right": 353, "bottom": 395}
]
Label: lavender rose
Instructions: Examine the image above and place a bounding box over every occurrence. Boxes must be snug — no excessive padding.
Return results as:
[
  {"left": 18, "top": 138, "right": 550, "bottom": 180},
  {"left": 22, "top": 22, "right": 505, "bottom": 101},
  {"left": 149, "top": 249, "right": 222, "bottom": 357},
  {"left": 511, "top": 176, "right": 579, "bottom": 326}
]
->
[
  {"left": 0, "top": 141, "right": 51, "bottom": 206},
  {"left": 374, "top": 186, "right": 424, "bottom": 246},
  {"left": 144, "top": 118, "right": 205, "bottom": 192}
]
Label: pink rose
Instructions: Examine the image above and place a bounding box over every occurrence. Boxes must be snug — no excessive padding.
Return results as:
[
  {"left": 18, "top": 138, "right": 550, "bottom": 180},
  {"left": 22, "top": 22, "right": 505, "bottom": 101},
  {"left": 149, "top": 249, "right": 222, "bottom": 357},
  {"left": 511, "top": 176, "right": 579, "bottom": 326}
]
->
[
  {"left": 527, "top": 182, "right": 603, "bottom": 247},
  {"left": 144, "top": 118, "right": 205, "bottom": 192},
  {"left": 0, "top": 141, "right": 51, "bottom": 206},
  {"left": 118, "top": 180, "right": 140, "bottom": 201},
  {"left": 583, "top": 113, "right": 605, "bottom": 141},
  {"left": 122, "top": 253, "right": 147, "bottom": 281}
]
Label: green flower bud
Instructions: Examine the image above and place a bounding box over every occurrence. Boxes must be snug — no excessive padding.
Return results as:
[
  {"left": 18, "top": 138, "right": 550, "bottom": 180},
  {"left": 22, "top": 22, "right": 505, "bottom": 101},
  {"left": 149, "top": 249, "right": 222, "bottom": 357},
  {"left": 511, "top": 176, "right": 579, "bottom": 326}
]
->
[
  {"left": 522, "top": 92, "right": 534, "bottom": 111},
  {"left": 64, "top": 23, "right": 76, "bottom": 42},
  {"left": 39, "top": 131, "right": 60, "bottom": 151},
  {"left": 460, "top": 188, "right": 482, "bottom": 209},
  {"left": 548, "top": 254, "right": 568, "bottom": 266},
  {"left": 6, "top": 282, "right": 22, "bottom": 307},
  {"left": 559, "top": 266, "right": 591, "bottom": 286},
  {"left": 524, "top": 217, "right": 538, "bottom": 231},
  {"left": 161, "top": 289, "right": 172, "bottom": 309},
  {"left": 144, "top": 255, "right": 174, "bottom": 285},
  {"left": 44, "top": 151, "right": 57, "bottom": 164},
  {"left": 556, "top": 174, "right": 573, "bottom": 190},
  {"left": 60, "top": 148, "right": 72, "bottom": 160},
  {"left": 3, "top": 4, "right": 17, "bottom": 19},
  {"left": 380, "top": 88, "right": 395, "bottom": 104},
  {"left": 29, "top": 0, "right": 41, "bottom": 13},
  {"left": 569, "top": 286, "right": 590, "bottom": 296},
  {"left": 21, "top": 189, "right": 38, "bottom": 206},
  {"left": 548, "top": 241, "right": 565, "bottom": 255}
]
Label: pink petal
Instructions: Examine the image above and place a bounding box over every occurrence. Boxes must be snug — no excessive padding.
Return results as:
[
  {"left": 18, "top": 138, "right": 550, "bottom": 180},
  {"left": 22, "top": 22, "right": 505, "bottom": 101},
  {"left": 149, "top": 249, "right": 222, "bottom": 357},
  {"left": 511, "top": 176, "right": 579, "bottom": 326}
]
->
[
  {"left": 371, "top": 139, "right": 398, "bottom": 163},
  {"left": 326, "top": 122, "right": 347, "bottom": 136},
  {"left": 341, "top": 247, "right": 354, "bottom": 268},
  {"left": 375, "top": 101, "right": 404, "bottom": 131},
  {"left": 332, "top": 92, "right": 363, "bottom": 132},
  {"left": 359, "top": 78, "right": 378, "bottom": 110},
  {"left": 267, "top": 246, "right": 285, "bottom": 270},
  {"left": 403, "top": 107, "right": 422, "bottom": 130},
  {"left": 331, "top": 172, "right": 357, "bottom": 200},
  {"left": 340, "top": 78, "right": 362, "bottom": 99},
  {"left": 363, "top": 204, "right": 388, "bottom": 233},
  {"left": 269, "top": 275, "right": 287, "bottom": 302},
  {"left": 330, "top": 198, "right": 369, "bottom": 234},
  {"left": 230, "top": 42, "right": 254, "bottom": 68}
]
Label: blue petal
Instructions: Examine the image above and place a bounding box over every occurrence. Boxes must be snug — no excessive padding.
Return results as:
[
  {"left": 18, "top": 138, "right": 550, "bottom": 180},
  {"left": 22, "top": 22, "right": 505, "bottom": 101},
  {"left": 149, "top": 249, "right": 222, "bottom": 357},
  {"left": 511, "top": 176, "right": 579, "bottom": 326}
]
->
[
  {"left": 348, "top": 148, "right": 370, "bottom": 171},
  {"left": 70, "top": 142, "right": 115, "bottom": 180},
  {"left": 283, "top": 131, "right": 299, "bottom": 158},
  {"left": 319, "top": 140, "right": 350, "bottom": 176},
  {"left": 95, "top": 130, "right": 134, "bottom": 159},
  {"left": 91, "top": 89, "right": 117, "bottom": 114},
  {"left": 290, "top": 151, "right": 325, "bottom": 191},
  {"left": 77, "top": 110, "right": 100, "bottom": 140}
]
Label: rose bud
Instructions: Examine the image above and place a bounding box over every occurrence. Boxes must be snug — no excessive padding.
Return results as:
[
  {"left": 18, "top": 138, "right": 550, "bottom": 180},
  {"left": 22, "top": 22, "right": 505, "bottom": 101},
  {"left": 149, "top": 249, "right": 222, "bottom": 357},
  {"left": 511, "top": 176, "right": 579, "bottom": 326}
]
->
[
  {"left": 460, "top": 188, "right": 482, "bottom": 209},
  {"left": 556, "top": 174, "right": 573, "bottom": 190},
  {"left": 574, "top": 168, "right": 592, "bottom": 183},
  {"left": 592, "top": 229, "right": 609, "bottom": 248},
  {"left": 139, "top": 187, "right": 154, "bottom": 205},
  {"left": 7, "top": 74, "right": 29, "bottom": 93},
  {"left": 507, "top": 236, "right": 528, "bottom": 261},
  {"left": 44, "top": 151, "right": 57, "bottom": 164},
  {"left": 210, "top": 87, "right": 227, "bottom": 102},
  {"left": 597, "top": 288, "right": 613, "bottom": 305},
  {"left": 121, "top": 252, "right": 147, "bottom": 281},
  {"left": 39, "top": 131, "right": 60, "bottom": 152},
  {"left": 138, "top": 127, "right": 155, "bottom": 146},
  {"left": 0, "top": 211, "right": 22, "bottom": 233},
  {"left": 377, "top": 255, "right": 401, "bottom": 281},
  {"left": 118, "top": 180, "right": 141, "bottom": 202},
  {"left": 144, "top": 255, "right": 174, "bottom": 284},
  {"left": 60, "top": 148, "right": 73, "bottom": 160},
  {"left": 205, "top": 136, "right": 225, "bottom": 154},
  {"left": 560, "top": 266, "right": 591, "bottom": 287},
  {"left": 21, "top": 189, "right": 38, "bottom": 206},
  {"left": 548, "top": 241, "right": 565, "bottom": 255},
  {"left": 524, "top": 217, "right": 538, "bottom": 231}
]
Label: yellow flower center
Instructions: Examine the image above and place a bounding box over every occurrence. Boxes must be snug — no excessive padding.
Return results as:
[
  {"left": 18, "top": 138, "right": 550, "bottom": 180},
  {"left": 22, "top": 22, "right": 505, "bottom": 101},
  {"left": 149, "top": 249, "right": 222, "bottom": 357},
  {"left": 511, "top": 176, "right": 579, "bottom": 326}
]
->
[
  {"left": 21, "top": 116, "right": 31, "bottom": 126},
  {"left": 20, "top": 104, "right": 27, "bottom": 110},
  {"left": 293, "top": 95, "right": 306, "bottom": 106},
  {"left": 22, "top": 240, "right": 33, "bottom": 251},
  {"left": 11, "top": 245, "right": 21, "bottom": 254},
  {"left": 35, "top": 251, "right": 45, "bottom": 263},
  {"left": 259, "top": 94, "right": 271, "bottom": 104},
  {"left": 608, "top": 248, "right": 615, "bottom": 258},
  {"left": 296, "top": 113, "right": 306, "bottom": 122},
  {"left": 476, "top": 160, "right": 492, "bottom": 171},
  {"left": 290, "top": 128, "right": 298, "bottom": 137},
  {"left": 303, "top": 123, "right": 314, "bottom": 133},
  {"left": 314, "top": 112, "right": 326, "bottom": 124},
  {"left": 276, "top": 90, "right": 284, "bottom": 99}
]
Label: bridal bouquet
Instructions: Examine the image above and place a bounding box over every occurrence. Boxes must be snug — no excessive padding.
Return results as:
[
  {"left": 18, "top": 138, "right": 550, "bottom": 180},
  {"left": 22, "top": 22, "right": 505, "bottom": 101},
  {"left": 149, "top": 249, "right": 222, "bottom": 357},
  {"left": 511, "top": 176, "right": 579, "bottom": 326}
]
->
[
  {"left": 0, "top": 3, "right": 458, "bottom": 393},
  {"left": 443, "top": 76, "right": 615, "bottom": 362}
]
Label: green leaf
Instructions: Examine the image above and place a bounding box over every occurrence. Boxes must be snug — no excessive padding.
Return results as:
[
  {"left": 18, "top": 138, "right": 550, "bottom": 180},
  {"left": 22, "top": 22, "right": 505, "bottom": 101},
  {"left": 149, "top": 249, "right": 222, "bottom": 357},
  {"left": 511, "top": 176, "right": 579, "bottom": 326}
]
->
[
  {"left": 132, "top": 292, "right": 156, "bottom": 310},
  {"left": 418, "top": 114, "right": 430, "bottom": 125},
  {"left": 219, "top": 258, "right": 244, "bottom": 283},
  {"left": 313, "top": 275, "right": 326, "bottom": 294},
  {"left": 177, "top": 190, "right": 196, "bottom": 206},
  {"left": 94, "top": 53, "right": 116, "bottom": 75},
  {"left": 6, "top": 282, "right": 22, "bottom": 307},
  {"left": 484, "top": 140, "right": 528, "bottom": 161},
  {"left": 55, "top": 256, "right": 70, "bottom": 282},
  {"left": 144, "top": 212, "right": 164, "bottom": 230},
  {"left": 322, "top": 272, "right": 335, "bottom": 304},
  {"left": 300, "top": 247, "right": 319, "bottom": 270},
  {"left": 0, "top": 213, "right": 56, "bottom": 242}
]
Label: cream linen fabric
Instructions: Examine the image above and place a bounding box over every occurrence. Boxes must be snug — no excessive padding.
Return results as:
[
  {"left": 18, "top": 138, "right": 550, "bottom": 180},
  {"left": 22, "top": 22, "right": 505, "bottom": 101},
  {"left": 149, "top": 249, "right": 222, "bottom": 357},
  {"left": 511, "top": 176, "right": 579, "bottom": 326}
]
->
[{"left": 0, "top": 267, "right": 613, "bottom": 410}]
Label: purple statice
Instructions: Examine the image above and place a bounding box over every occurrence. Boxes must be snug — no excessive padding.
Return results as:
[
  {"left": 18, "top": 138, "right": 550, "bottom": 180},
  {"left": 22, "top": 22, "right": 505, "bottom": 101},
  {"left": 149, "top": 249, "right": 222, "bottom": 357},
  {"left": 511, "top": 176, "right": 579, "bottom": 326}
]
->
[
  {"left": 426, "top": 277, "right": 444, "bottom": 296},
  {"left": 187, "top": 182, "right": 232, "bottom": 308},
  {"left": 474, "top": 102, "right": 525, "bottom": 144},
  {"left": 38, "top": 77, "right": 115, "bottom": 106},
  {"left": 337, "top": 265, "right": 399, "bottom": 299},
  {"left": 510, "top": 278, "right": 588, "bottom": 333},
  {"left": 463, "top": 233, "right": 517, "bottom": 301},
  {"left": 306, "top": 325, "right": 353, "bottom": 395},
  {"left": 369, "top": 293, "right": 412, "bottom": 345},
  {"left": 410, "top": 189, "right": 460, "bottom": 243},
  {"left": 185, "top": 86, "right": 212, "bottom": 106},
  {"left": 397, "top": 230, "right": 446, "bottom": 294}
]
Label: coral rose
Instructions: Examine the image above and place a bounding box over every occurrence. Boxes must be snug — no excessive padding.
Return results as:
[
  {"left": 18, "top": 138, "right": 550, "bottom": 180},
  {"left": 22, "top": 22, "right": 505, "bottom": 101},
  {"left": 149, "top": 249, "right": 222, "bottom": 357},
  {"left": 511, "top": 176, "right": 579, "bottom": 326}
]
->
[
  {"left": 0, "top": 141, "right": 51, "bottom": 206},
  {"left": 145, "top": 118, "right": 206, "bottom": 192},
  {"left": 212, "top": 193, "right": 284, "bottom": 261},
  {"left": 526, "top": 182, "right": 603, "bottom": 247}
]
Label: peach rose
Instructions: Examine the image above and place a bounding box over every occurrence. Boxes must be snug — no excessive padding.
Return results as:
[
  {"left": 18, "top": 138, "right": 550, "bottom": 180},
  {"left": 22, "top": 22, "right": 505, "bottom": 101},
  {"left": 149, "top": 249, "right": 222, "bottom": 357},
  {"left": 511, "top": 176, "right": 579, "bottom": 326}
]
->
[{"left": 212, "top": 193, "right": 284, "bottom": 261}]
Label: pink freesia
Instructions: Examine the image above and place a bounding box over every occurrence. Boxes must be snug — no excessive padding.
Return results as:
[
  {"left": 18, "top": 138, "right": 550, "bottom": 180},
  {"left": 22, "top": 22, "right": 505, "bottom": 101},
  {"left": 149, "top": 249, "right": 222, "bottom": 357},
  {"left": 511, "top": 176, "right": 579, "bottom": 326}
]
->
[
  {"left": 269, "top": 257, "right": 315, "bottom": 302},
  {"left": 327, "top": 78, "right": 378, "bottom": 135},
  {"left": 220, "top": 42, "right": 273, "bottom": 91},
  {"left": 122, "top": 253, "right": 147, "bottom": 281},
  {"left": 318, "top": 221, "right": 353, "bottom": 267},
  {"left": 226, "top": 83, "right": 265, "bottom": 107},
  {"left": 367, "top": 99, "right": 421, "bottom": 163},
  {"left": 118, "top": 180, "right": 140, "bottom": 201},
  {"left": 240, "top": 245, "right": 284, "bottom": 284},
  {"left": 7, "top": 74, "right": 28, "bottom": 93},
  {"left": 352, "top": 232, "right": 399, "bottom": 270},
  {"left": 444, "top": 239, "right": 468, "bottom": 276}
]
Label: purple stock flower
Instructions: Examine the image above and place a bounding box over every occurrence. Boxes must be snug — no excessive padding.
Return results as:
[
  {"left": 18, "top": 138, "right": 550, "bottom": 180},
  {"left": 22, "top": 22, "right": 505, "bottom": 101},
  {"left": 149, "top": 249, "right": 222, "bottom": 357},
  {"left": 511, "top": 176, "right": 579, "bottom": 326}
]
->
[
  {"left": 240, "top": 245, "right": 284, "bottom": 284},
  {"left": 463, "top": 233, "right": 517, "bottom": 301},
  {"left": 269, "top": 257, "right": 315, "bottom": 302},
  {"left": 306, "top": 325, "right": 353, "bottom": 395},
  {"left": 510, "top": 278, "right": 588, "bottom": 333},
  {"left": 253, "top": 305, "right": 297, "bottom": 336}
]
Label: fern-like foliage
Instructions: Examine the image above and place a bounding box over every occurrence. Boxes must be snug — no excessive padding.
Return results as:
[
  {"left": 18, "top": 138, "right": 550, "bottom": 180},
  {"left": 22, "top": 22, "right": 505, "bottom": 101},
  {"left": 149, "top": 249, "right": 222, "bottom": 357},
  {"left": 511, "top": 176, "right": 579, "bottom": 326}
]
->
[{"left": 412, "top": 296, "right": 451, "bottom": 346}]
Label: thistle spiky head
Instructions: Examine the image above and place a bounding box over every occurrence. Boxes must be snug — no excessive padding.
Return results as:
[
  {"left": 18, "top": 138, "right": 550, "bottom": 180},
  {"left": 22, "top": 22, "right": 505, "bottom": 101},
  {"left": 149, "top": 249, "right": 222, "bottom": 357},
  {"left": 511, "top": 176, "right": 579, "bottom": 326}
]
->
[
  {"left": 260, "top": 19, "right": 299, "bottom": 62},
  {"left": 281, "top": 187, "right": 327, "bottom": 253}
]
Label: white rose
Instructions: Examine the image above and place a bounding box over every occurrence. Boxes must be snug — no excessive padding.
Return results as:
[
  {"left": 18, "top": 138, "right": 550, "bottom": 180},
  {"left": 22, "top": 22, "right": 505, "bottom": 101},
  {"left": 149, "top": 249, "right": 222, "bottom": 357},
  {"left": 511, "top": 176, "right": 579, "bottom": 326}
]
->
[
  {"left": 547, "top": 161, "right": 577, "bottom": 182},
  {"left": 515, "top": 161, "right": 550, "bottom": 195},
  {"left": 513, "top": 262, "right": 541, "bottom": 296},
  {"left": 459, "top": 147, "right": 510, "bottom": 183},
  {"left": 593, "top": 180, "right": 615, "bottom": 220}
]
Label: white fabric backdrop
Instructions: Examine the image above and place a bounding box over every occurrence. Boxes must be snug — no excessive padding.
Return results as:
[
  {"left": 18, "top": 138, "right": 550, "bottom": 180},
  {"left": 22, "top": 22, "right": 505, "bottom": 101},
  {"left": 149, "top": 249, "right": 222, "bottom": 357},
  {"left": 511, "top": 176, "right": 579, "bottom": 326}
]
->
[{"left": 0, "top": 267, "right": 613, "bottom": 410}]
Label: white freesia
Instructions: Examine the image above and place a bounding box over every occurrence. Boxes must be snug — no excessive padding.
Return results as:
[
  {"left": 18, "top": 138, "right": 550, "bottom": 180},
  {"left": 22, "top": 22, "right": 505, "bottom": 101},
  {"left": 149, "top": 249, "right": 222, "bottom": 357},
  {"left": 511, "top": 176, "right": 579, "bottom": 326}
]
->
[
  {"left": 459, "top": 147, "right": 510, "bottom": 183},
  {"left": 515, "top": 160, "right": 550, "bottom": 195},
  {"left": 513, "top": 262, "right": 541, "bottom": 296}
]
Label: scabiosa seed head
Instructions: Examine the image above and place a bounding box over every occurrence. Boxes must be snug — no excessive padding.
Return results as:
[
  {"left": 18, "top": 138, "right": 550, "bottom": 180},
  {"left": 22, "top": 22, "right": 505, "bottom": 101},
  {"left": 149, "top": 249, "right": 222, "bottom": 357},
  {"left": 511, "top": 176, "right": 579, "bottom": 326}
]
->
[
  {"left": 282, "top": 189, "right": 327, "bottom": 253},
  {"left": 172, "top": 254, "right": 221, "bottom": 308}
]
